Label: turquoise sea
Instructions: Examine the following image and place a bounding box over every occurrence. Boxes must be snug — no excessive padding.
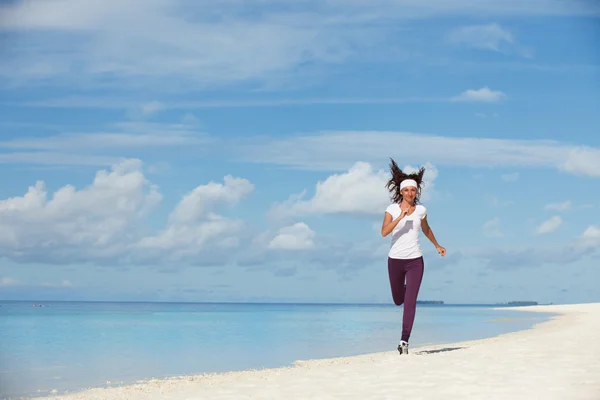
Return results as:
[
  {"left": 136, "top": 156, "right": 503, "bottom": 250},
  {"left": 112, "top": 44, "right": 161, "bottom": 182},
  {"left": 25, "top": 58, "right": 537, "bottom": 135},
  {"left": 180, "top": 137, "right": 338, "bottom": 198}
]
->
[{"left": 0, "top": 301, "right": 552, "bottom": 399}]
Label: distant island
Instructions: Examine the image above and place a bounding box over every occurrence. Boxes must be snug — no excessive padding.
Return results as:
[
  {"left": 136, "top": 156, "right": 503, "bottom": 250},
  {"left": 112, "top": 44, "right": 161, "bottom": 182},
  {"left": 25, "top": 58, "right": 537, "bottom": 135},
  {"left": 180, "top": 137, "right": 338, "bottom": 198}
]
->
[
  {"left": 413, "top": 300, "right": 540, "bottom": 306},
  {"left": 499, "top": 301, "right": 539, "bottom": 306},
  {"left": 508, "top": 301, "right": 538, "bottom": 306}
]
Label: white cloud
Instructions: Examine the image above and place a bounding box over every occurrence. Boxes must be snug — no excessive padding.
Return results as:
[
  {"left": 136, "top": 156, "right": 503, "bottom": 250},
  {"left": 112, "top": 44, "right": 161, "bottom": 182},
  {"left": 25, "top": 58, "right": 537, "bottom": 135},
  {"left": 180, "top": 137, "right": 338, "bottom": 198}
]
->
[
  {"left": 168, "top": 176, "right": 254, "bottom": 224},
  {"left": 452, "top": 87, "right": 507, "bottom": 102},
  {"left": 501, "top": 172, "right": 520, "bottom": 182},
  {"left": 535, "top": 216, "right": 562, "bottom": 235},
  {"left": 545, "top": 201, "right": 572, "bottom": 212},
  {"left": 482, "top": 217, "right": 504, "bottom": 237},
  {"left": 132, "top": 176, "right": 254, "bottom": 263},
  {"left": 235, "top": 131, "right": 600, "bottom": 178},
  {"left": 582, "top": 225, "right": 600, "bottom": 240},
  {"left": 268, "top": 223, "right": 316, "bottom": 250},
  {"left": 558, "top": 146, "right": 600, "bottom": 177},
  {"left": 0, "top": 159, "right": 160, "bottom": 263},
  {"left": 134, "top": 213, "right": 246, "bottom": 264},
  {"left": 0, "top": 159, "right": 253, "bottom": 265},
  {"left": 579, "top": 225, "right": 600, "bottom": 254},
  {"left": 269, "top": 161, "right": 438, "bottom": 219}
]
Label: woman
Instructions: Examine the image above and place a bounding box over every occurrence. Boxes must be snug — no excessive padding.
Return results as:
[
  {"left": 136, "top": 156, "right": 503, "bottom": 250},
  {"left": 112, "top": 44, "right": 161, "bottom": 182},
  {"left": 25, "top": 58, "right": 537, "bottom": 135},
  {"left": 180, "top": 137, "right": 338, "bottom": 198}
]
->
[{"left": 381, "top": 158, "right": 446, "bottom": 355}]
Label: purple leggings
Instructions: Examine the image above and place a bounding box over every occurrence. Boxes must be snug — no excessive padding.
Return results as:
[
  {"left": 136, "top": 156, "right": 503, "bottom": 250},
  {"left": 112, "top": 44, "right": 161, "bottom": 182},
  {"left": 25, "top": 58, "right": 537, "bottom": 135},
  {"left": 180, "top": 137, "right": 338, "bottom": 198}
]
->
[{"left": 388, "top": 256, "right": 424, "bottom": 342}]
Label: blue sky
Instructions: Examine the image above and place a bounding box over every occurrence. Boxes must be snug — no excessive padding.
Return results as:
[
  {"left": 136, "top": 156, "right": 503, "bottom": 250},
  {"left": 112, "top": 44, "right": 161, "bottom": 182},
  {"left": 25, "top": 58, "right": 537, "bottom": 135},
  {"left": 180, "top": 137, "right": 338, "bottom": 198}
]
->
[{"left": 0, "top": 0, "right": 599, "bottom": 304}]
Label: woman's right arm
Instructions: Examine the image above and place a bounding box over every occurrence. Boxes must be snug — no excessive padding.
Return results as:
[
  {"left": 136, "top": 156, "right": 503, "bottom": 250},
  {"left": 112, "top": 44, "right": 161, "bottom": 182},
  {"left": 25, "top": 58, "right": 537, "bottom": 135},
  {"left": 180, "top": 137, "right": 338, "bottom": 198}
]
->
[{"left": 381, "top": 211, "right": 406, "bottom": 237}]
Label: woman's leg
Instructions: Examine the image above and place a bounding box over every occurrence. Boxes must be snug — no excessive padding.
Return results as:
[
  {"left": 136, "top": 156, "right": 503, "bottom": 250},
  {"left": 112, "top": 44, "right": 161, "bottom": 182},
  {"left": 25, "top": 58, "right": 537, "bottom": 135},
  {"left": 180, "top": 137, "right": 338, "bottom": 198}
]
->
[
  {"left": 387, "top": 257, "right": 406, "bottom": 306},
  {"left": 401, "top": 256, "right": 424, "bottom": 342}
]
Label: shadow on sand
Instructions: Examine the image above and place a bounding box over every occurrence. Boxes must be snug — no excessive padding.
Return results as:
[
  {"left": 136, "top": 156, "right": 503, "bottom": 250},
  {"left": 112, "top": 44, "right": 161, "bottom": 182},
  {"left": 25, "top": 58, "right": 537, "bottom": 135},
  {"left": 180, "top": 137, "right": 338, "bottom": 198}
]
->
[{"left": 414, "top": 347, "right": 465, "bottom": 355}]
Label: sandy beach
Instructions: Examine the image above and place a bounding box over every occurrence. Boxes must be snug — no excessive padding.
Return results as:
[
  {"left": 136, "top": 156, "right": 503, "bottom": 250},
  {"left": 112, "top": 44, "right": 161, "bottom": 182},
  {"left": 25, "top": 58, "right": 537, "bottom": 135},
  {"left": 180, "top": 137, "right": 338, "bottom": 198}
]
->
[{"left": 38, "top": 302, "right": 600, "bottom": 400}]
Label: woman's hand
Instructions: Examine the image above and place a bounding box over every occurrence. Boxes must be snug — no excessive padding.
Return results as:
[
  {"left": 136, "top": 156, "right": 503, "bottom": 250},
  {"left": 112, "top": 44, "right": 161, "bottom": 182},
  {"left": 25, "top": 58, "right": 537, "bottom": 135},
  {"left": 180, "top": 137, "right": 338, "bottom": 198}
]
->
[
  {"left": 400, "top": 205, "right": 410, "bottom": 217},
  {"left": 436, "top": 245, "right": 446, "bottom": 256}
]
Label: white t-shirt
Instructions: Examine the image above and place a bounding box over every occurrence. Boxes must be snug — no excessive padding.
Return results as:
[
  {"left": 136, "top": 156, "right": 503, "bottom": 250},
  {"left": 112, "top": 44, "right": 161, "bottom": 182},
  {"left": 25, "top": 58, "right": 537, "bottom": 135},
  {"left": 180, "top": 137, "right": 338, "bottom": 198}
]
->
[{"left": 385, "top": 203, "right": 427, "bottom": 259}]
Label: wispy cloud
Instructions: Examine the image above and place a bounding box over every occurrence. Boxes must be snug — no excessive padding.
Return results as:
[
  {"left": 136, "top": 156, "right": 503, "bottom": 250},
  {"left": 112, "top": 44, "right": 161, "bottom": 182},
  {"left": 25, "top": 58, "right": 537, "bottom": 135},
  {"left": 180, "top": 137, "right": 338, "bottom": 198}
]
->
[
  {"left": 448, "top": 61, "right": 599, "bottom": 74},
  {"left": 0, "top": 120, "right": 208, "bottom": 166},
  {"left": 232, "top": 131, "right": 600, "bottom": 177},
  {"left": 482, "top": 217, "right": 504, "bottom": 238},
  {"left": 0, "top": 276, "right": 19, "bottom": 286},
  {"left": 501, "top": 172, "right": 520, "bottom": 182},
  {"left": 0, "top": 152, "right": 120, "bottom": 166},
  {"left": 447, "top": 23, "right": 515, "bottom": 52},
  {"left": 127, "top": 101, "right": 166, "bottom": 119},
  {"left": 488, "top": 196, "right": 515, "bottom": 208},
  {"left": 446, "top": 23, "right": 533, "bottom": 58},
  {"left": 468, "top": 222, "right": 600, "bottom": 271},
  {"left": 6, "top": 90, "right": 508, "bottom": 110},
  {"left": 545, "top": 201, "right": 572, "bottom": 212},
  {"left": 0, "top": 0, "right": 367, "bottom": 89},
  {"left": 7, "top": 96, "right": 449, "bottom": 110},
  {"left": 452, "top": 87, "right": 507, "bottom": 103},
  {"left": 0, "top": 131, "right": 204, "bottom": 151},
  {"left": 1, "top": 0, "right": 597, "bottom": 89},
  {"left": 535, "top": 216, "right": 563, "bottom": 234}
]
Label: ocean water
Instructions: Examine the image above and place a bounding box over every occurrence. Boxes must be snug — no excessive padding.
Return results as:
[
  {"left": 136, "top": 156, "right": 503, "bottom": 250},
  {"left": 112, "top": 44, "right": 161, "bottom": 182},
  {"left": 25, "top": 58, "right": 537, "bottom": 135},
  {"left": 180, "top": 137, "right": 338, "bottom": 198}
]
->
[{"left": 0, "top": 301, "right": 552, "bottom": 399}]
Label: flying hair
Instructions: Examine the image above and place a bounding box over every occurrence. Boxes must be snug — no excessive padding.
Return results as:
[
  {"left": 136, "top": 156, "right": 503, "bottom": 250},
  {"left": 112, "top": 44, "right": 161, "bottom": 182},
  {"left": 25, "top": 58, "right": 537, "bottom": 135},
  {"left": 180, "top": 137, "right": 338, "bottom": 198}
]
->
[{"left": 385, "top": 158, "right": 426, "bottom": 204}]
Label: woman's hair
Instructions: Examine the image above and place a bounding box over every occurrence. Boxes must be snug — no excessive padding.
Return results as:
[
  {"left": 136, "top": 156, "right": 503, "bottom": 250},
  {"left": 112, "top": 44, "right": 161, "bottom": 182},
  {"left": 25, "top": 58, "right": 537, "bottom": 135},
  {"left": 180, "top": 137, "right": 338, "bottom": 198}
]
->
[{"left": 385, "top": 158, "right": 426, "bottom": 204}]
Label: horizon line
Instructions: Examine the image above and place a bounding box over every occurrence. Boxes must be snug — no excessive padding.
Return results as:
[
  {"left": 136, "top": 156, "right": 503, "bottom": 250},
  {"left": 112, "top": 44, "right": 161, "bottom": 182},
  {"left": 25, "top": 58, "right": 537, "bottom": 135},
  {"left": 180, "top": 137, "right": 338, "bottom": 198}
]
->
[{"left": 0, "top": 299, "right": 549, "bottom": 306}]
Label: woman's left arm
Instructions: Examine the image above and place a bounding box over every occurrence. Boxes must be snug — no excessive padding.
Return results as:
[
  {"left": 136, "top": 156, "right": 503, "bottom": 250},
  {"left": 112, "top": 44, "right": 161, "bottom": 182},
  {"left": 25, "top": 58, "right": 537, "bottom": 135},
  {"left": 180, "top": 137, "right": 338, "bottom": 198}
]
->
[{"left": 421, "top": 216, "right": 446, "bottom": 256}]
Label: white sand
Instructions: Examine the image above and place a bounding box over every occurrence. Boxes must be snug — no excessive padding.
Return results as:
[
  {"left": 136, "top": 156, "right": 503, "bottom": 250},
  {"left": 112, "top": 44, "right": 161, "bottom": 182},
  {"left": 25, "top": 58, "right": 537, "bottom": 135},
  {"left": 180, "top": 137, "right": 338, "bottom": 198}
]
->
[{"left": 40, "top": 303, "right": 600, "bottom": 400}]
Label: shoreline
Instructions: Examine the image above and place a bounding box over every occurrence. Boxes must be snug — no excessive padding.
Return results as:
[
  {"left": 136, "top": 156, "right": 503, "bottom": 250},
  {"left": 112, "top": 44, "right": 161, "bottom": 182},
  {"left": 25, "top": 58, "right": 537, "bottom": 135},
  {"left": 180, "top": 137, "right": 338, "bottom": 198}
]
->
[
  {"left": 31, "top": 302, "right": 599, "bottom": 400},
  {"left": 2, "top": 303, "right": 547, "bottom": 399}
]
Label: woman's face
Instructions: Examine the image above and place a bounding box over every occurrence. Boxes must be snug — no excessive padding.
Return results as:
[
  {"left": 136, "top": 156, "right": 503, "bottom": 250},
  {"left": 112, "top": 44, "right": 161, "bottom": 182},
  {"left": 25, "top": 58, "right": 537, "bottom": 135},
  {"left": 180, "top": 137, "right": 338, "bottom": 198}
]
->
[{"left": 401, "top": 186, "right": 417, "bottom": 203}]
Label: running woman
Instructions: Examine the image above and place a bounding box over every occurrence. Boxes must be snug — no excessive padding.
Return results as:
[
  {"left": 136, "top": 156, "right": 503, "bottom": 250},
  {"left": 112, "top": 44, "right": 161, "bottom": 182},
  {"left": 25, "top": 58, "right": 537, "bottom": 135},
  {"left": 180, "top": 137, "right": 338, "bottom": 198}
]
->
[{"left": 381, "top": 158, "right": 446, "bottom": 355}]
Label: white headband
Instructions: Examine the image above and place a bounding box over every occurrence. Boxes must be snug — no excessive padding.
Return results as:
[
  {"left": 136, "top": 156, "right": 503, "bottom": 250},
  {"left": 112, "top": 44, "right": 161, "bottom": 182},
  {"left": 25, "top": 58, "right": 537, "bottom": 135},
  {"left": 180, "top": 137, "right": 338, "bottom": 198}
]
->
[{"left": 400, "top": 179, "right": 417, "bottom": 190}]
